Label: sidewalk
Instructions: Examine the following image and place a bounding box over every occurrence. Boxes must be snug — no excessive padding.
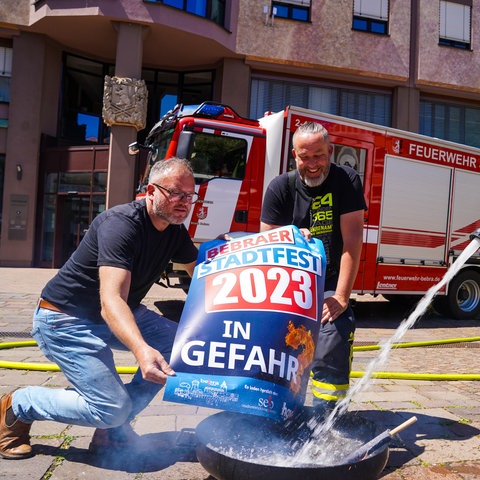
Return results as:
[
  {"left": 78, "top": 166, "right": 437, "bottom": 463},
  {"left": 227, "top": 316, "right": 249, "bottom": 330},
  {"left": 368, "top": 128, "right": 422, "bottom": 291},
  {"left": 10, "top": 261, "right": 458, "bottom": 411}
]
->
[{"left": 1, "top": 267, "right": 480, "bottom": 479}]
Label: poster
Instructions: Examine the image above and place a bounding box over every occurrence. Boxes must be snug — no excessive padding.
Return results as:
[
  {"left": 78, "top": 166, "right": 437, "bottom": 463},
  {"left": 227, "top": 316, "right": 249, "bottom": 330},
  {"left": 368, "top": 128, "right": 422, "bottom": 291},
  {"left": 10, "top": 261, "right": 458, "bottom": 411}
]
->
[{"left": 164, "top": 225, "right": 326, "bottom": 421}]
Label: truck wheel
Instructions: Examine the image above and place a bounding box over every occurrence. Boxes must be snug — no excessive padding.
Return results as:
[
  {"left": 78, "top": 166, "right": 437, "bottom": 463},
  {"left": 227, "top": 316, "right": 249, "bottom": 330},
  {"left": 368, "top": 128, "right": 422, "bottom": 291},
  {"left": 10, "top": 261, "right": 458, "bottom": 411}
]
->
[
  {"left": 445, "top": 269, "right": 480, "bottom": 320},
  {"left": 432, "top": 295, "right": 450, "bottom": 317}
]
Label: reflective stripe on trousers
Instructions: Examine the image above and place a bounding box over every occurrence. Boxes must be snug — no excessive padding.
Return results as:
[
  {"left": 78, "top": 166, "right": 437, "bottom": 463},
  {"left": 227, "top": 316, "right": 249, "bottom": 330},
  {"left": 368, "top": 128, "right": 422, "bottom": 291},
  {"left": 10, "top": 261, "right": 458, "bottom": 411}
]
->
[
  {"left": 310, "top": 302, "right": 355, "bottom": 405},
  {"left": 311, "top": 379, "right": 349, "bottom": 402}
]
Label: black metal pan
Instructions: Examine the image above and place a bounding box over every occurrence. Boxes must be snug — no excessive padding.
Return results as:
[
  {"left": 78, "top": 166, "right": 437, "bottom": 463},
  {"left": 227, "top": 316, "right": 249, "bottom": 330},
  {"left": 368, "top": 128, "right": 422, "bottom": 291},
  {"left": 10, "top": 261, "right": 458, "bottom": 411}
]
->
[{"left": 195, "top": 409, "right": 390, "bottom": 480}]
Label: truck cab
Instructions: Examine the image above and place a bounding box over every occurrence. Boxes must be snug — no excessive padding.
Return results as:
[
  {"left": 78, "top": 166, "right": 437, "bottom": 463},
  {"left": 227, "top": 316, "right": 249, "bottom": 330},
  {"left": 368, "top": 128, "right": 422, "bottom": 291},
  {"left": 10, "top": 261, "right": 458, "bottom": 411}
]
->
[{"left": 131, "top": 102, "right": 267, "bottom": 289}]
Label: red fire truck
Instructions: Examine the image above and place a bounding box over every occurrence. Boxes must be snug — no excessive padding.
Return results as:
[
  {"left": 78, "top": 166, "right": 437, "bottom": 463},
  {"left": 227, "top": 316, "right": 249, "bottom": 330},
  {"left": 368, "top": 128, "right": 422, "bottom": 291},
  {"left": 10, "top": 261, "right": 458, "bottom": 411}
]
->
[{"left": 131, "top": 102, "right": 480, "bottom": 320}]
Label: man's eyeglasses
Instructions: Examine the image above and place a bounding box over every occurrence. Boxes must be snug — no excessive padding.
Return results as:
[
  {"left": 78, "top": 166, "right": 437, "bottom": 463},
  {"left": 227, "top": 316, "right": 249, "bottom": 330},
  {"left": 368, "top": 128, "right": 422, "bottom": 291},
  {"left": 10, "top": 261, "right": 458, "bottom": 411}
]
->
[{"left": 152, "top": 183, "right": 199, "bottom": 204}]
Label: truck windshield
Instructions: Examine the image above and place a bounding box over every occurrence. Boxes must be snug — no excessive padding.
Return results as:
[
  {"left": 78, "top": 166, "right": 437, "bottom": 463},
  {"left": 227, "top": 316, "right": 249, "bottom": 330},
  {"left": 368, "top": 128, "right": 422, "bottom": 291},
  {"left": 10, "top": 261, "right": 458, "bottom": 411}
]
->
[
  {"left": 190, "top": 132, "right": 248, "bottom": 184},
  {"left": 141, "top": 129, "right": 248, "bottom": 191},
  {"left": 141, "top": 128, "right": 175, "bottom": 187}
]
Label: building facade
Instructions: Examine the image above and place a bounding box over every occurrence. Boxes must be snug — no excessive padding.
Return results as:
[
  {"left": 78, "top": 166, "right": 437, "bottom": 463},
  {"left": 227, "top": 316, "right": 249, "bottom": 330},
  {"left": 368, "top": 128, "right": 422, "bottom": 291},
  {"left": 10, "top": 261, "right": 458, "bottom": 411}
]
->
[{"left": 0, "top": 0, "right": 479, "bottom": 267}]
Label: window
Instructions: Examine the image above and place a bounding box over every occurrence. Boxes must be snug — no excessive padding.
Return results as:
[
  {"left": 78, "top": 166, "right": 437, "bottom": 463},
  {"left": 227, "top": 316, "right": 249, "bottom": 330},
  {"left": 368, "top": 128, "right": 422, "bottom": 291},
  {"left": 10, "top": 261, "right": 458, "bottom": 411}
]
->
[
  {"left": 250, "top": 77, "right": 391, "bottom": 126},
  {"left": 60, "top": 54, "right": 113, "bottom": 144},
  {"left": 419, "top": 99, "right": 480, "bottom": 149},
  {"left": 145, "top": 0, "right": 226, "bottom": 27},
  {"left": 139, "top": 128, "right": 175, "bottom": 187},
  {"left": 439, "top": 1, "right": 471, "bottom": 49},
  {"left": 59, "top": 54, "right": 214, "bottom": 146},
  {"left": 0, "top": 46, "right": 12, "bottom": 77},
  {"left": 140, "top": 68, "right": 214, "bottom": 144},
  {"left": 0, "top": 46, "right": 12, "bottom": 127},
  {"left": 272, "top": 1, "right": 311, "bottom": 22},
  {"left": 352, "top": 0, "right": 389, "bottom": 35},
  {"left": 189, "top": 133, "right": 248, "bottom": 182},
  {"left": 141, "top": 130, "right": 247, "bottom": 191}
]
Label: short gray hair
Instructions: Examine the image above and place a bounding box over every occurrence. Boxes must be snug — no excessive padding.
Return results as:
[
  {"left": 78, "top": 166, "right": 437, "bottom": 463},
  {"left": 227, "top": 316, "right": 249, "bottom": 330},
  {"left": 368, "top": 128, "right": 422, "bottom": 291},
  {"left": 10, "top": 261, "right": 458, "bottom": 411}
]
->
[
  {"left": 148, "top": 157, "right": 194, "bottom": 183},
  {"left": 292, "top": 122, "right": 330, "bottom": 149}
]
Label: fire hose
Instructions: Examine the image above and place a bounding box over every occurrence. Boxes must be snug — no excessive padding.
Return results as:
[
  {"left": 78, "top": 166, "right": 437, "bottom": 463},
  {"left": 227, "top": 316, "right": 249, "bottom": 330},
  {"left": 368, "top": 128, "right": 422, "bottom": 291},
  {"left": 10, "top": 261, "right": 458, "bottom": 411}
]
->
[
  {"left": 1, "top": 337, "right": 480, "bottom": 380},
  {"left": 0, "top": 340, "right": 137, "bottom": 374},
  {"left": 350, "top": 336, "right": 480, "bottom": 380}
]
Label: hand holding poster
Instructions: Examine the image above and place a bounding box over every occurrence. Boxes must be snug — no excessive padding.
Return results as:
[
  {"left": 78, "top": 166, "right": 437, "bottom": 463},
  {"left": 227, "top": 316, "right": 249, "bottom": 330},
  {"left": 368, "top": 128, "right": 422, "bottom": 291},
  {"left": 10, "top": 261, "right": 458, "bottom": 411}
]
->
[{"left": 163, "top": 226, "right": 326, "bottom": 421}]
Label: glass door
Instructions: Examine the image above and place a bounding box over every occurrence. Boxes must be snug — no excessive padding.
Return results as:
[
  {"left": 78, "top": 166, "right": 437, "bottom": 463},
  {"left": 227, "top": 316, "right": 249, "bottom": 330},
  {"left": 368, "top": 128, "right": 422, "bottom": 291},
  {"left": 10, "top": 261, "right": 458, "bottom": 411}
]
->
[
  {"left": 55, "top": 194, "right": 91, "bottom": 265},
  {"left": 36, "top": 146, "right": 108, "bottom": 268}
]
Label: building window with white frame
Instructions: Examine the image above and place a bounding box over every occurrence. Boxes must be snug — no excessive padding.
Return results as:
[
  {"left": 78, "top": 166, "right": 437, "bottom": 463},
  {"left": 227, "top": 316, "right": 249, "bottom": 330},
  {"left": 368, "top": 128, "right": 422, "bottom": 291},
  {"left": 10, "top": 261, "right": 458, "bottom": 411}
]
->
[
  {"left": 145, "top": 0, "right": 226, "bottom": 27},
  {"left": 271, "top": 1, "right": 311, "bottom": 22},
  {"left": 439, "top": 0, "right": 471, "bottom": 50},
  {"left": 352, "top": 0, "right": 389, "bottom": 35}
]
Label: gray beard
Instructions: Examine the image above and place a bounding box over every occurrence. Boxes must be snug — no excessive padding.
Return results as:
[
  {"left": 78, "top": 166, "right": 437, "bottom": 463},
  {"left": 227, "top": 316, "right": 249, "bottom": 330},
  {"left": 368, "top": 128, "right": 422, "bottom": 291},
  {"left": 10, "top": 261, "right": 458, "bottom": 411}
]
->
[
  {"left": 303, "top": 174, "right": 326, "bottom": 188},
  {"left": 152, "top": 202, "right": 184, "bottom": 225}
]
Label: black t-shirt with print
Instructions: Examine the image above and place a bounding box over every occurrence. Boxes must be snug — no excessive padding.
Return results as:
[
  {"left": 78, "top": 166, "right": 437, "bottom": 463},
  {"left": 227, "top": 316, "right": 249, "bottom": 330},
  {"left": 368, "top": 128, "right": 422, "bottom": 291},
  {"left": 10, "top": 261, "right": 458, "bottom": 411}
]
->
[
  {"left": 41, "top": 199, "right": 198, "bottom": 322},
  {"left": 261, "top": 163, "right": 366, "bottom": 279}
]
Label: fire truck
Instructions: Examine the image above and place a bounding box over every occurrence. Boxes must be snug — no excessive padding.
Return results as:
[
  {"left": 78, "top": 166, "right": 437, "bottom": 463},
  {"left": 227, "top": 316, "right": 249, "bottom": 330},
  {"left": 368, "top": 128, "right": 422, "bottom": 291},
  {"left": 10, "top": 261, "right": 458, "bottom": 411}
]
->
[{"left": 131, "top": 102, "right": 480, "bottom": 320}]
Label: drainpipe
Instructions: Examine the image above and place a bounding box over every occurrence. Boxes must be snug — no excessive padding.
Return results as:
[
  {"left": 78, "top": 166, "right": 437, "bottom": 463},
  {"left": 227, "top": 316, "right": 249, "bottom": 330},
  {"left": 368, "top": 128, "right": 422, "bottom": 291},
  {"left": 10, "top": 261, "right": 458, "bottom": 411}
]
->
[{"left": 407, "top": 0, "right": 420, "bottom": 133}]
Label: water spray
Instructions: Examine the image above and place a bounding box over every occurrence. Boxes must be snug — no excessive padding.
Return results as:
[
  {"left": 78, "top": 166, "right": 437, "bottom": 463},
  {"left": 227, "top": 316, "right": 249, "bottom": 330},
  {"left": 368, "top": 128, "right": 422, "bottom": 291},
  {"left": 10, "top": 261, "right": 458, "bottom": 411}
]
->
[{"left": 292, "top": 231, "right": 480, "bottom": 464}]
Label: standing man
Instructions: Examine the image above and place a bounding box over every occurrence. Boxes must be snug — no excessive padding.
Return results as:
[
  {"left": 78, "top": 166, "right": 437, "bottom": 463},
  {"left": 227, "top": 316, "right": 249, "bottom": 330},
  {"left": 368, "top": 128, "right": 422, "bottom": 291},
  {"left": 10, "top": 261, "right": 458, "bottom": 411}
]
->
[
  {"left": 260, "top": 122, "right": 366, "bottom": 414},
  {"left": 0, "top": 158, "right": 199, "bottom": 459}
]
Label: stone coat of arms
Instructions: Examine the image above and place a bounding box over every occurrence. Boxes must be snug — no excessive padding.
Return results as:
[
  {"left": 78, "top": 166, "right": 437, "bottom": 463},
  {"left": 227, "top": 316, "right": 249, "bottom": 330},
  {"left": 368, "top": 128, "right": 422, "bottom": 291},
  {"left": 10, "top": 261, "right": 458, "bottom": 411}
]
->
[{"left": 102, "top": 76, "right": 148, "bottom": 131}]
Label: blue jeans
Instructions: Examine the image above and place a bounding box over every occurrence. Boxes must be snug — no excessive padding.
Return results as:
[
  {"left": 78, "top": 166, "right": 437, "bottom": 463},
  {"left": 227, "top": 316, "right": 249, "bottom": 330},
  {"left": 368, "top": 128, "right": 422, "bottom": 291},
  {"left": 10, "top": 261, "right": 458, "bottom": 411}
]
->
[{"left": 12, "top": 304, "right": 177, "bottom": 428}]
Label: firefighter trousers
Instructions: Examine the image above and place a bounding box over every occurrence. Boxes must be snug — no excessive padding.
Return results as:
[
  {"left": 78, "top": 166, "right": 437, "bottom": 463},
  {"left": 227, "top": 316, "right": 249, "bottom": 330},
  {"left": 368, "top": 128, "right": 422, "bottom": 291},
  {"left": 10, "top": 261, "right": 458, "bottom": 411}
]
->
[{"left": 310, "top": 300, "right": 355, "bottom": 411}]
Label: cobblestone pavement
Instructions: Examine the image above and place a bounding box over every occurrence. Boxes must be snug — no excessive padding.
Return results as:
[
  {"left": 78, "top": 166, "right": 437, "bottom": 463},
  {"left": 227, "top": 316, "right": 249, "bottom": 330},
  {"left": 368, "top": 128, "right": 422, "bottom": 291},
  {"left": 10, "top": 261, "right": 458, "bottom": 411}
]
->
[{"left": 0, "top": 268, "right": 479, "bottom": 479}]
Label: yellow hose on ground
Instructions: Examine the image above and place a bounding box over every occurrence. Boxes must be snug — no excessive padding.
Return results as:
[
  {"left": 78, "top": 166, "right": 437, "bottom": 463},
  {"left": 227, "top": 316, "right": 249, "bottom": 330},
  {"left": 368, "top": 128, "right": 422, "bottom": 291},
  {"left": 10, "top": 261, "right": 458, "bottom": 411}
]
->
[
  {"left": 0, "top": 340, "right": 138, "bottom": 374},
  {"left": 350, "top": 336, "right": 480, "bottom": 380},
  {"left": 1, "top": 339, "right": 479, "bottom": 380},
  {"left": 0, "top": 340, "right": 38, "bottom": 349},
  {"left": 353, "top": 336, "right": 480, "bottom": 351},
  {"left": 350, "top": 371, "right": 480, "bottom": 381}
]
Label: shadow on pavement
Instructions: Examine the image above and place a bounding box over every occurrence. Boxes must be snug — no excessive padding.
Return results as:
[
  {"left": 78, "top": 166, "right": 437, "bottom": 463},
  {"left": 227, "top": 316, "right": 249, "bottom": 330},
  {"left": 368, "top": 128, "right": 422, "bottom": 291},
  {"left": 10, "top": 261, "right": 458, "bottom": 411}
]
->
[
  {"left": 355, "top": 409, "right": 480, "bottom": 477},
  {"left": 353, "top": 298, "right": 480, "bottom": 330},
  {"left": 154, "top": 299, "right": 185, "bottom": 322},
  {"left": 34, "top": 431, "right": 204, "bottom": 473},
  {"left": 30, "top": 410, "right": 479, "bottom": 475}
]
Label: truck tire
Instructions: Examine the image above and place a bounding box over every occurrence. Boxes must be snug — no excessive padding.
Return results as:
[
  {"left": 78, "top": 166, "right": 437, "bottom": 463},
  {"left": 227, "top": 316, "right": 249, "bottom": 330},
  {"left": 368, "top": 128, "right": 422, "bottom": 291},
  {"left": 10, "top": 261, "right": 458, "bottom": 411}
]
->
[
  {"left": 432, "top": 295, "right": 450, "bottom": 317},
  {"left": 443, "top": 269, "right": 480, "bottom": 320}
]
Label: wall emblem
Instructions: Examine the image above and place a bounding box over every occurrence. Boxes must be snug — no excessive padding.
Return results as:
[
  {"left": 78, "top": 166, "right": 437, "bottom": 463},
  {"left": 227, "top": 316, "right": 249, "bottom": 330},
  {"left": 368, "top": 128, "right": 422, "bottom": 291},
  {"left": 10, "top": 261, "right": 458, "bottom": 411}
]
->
[{"left": 102, "top": 76, "right": 148, "bottom": 131}]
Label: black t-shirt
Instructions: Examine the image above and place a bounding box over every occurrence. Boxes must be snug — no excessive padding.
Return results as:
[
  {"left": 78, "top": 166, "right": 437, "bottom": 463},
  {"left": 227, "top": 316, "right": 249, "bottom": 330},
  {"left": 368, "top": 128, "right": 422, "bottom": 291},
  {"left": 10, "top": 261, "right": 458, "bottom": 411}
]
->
[
  {"left": 41, "top": 199, "right": 198, "bottom": 322},
  {"left": 261, "top": 163, "right": 366, "bottom": 279}
]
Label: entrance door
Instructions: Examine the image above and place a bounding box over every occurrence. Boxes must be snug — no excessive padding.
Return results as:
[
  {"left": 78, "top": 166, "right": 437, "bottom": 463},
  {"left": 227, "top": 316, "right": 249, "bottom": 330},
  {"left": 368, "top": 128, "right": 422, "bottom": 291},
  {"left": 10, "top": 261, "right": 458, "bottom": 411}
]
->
[
  {"left": 54, "top": 194, "right": 91, "bottom": 266},
  {"left": 36, "top": 146, "right": 109, "bottom": 268}
]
